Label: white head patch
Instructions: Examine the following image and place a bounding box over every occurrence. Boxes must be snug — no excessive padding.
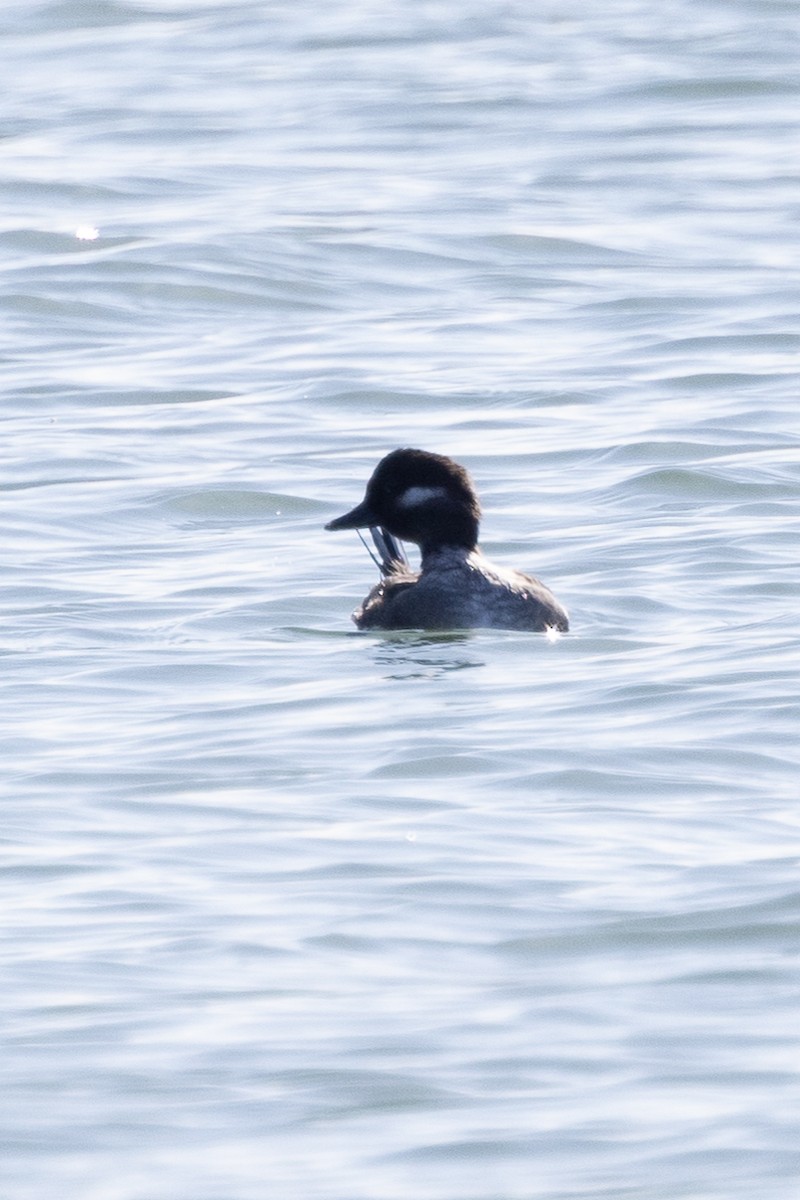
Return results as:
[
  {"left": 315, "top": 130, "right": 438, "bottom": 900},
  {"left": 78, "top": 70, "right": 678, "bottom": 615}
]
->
[{"left": 396, "top": 485, "right": 449, "bottom": 510}]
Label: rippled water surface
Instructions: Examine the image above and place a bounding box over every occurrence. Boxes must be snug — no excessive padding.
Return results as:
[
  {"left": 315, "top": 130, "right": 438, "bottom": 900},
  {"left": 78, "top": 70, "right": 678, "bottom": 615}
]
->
[{"left": 2, "top": 1, "right": 800, "bottom": 1197}]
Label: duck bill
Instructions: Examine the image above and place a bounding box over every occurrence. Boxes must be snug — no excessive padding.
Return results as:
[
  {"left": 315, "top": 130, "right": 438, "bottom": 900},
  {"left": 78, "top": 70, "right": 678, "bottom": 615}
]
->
[{"left": 325, "top": 498, "right": 378, "bottom": 531}]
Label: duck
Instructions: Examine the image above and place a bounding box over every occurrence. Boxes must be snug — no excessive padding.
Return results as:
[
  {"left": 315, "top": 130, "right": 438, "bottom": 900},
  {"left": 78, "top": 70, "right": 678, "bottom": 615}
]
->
[{"left": 325, "top": 448, "right": 569, "bottom": 633}]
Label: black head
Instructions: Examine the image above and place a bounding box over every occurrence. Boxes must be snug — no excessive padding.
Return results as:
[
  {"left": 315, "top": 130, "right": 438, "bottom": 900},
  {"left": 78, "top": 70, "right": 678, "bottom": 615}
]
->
[{"left": 325, "top": 448, "right": 481, "bottom": 554}]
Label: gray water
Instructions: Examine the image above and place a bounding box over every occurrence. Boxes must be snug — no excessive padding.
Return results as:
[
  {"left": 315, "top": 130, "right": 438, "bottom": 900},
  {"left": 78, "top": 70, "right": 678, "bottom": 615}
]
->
[{"left": 3, "top": 2, "right": 800, "bottom": 1198}]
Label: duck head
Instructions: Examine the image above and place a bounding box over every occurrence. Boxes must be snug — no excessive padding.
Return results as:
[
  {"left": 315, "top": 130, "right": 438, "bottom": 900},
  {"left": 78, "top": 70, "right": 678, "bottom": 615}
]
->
[{"left": 325, "top": 448, "right": 481, "bottom": 556}]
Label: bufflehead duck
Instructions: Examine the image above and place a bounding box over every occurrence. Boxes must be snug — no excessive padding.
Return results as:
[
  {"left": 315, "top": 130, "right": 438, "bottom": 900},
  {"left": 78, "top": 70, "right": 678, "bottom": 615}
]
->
[{"left": 325, "top": 448, "right": 569, "bottom": 633}]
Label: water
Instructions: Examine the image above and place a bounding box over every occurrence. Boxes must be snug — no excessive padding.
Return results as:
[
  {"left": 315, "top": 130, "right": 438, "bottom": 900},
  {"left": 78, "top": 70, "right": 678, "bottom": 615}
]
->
[{"left": 2, "top": 1, "right": 800, "bottom": 1197}]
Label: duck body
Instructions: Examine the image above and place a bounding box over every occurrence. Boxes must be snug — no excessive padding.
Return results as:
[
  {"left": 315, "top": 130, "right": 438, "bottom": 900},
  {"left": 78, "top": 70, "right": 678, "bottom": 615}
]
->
[
  {"left": 355, "top": 547, "right": 567, "bottom": 632},
  {"left": 325, "top": 448, "right": 569, "bottom": 634}
]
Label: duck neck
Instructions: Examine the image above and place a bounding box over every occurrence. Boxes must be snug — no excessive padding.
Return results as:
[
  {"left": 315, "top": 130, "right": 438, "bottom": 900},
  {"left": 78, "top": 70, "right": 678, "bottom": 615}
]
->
[
  {"left": 419, "top": 541, "right": 477, "bottom": 568},
  {"left": 417, "top": 509, "right": 480, "bottom": 563}
]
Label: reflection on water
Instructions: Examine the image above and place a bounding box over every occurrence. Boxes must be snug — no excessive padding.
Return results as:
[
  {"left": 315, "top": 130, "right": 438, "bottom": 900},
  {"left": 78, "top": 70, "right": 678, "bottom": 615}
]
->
[{"left": 371, "top": 631, "right": 484, "bottom": 679}]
